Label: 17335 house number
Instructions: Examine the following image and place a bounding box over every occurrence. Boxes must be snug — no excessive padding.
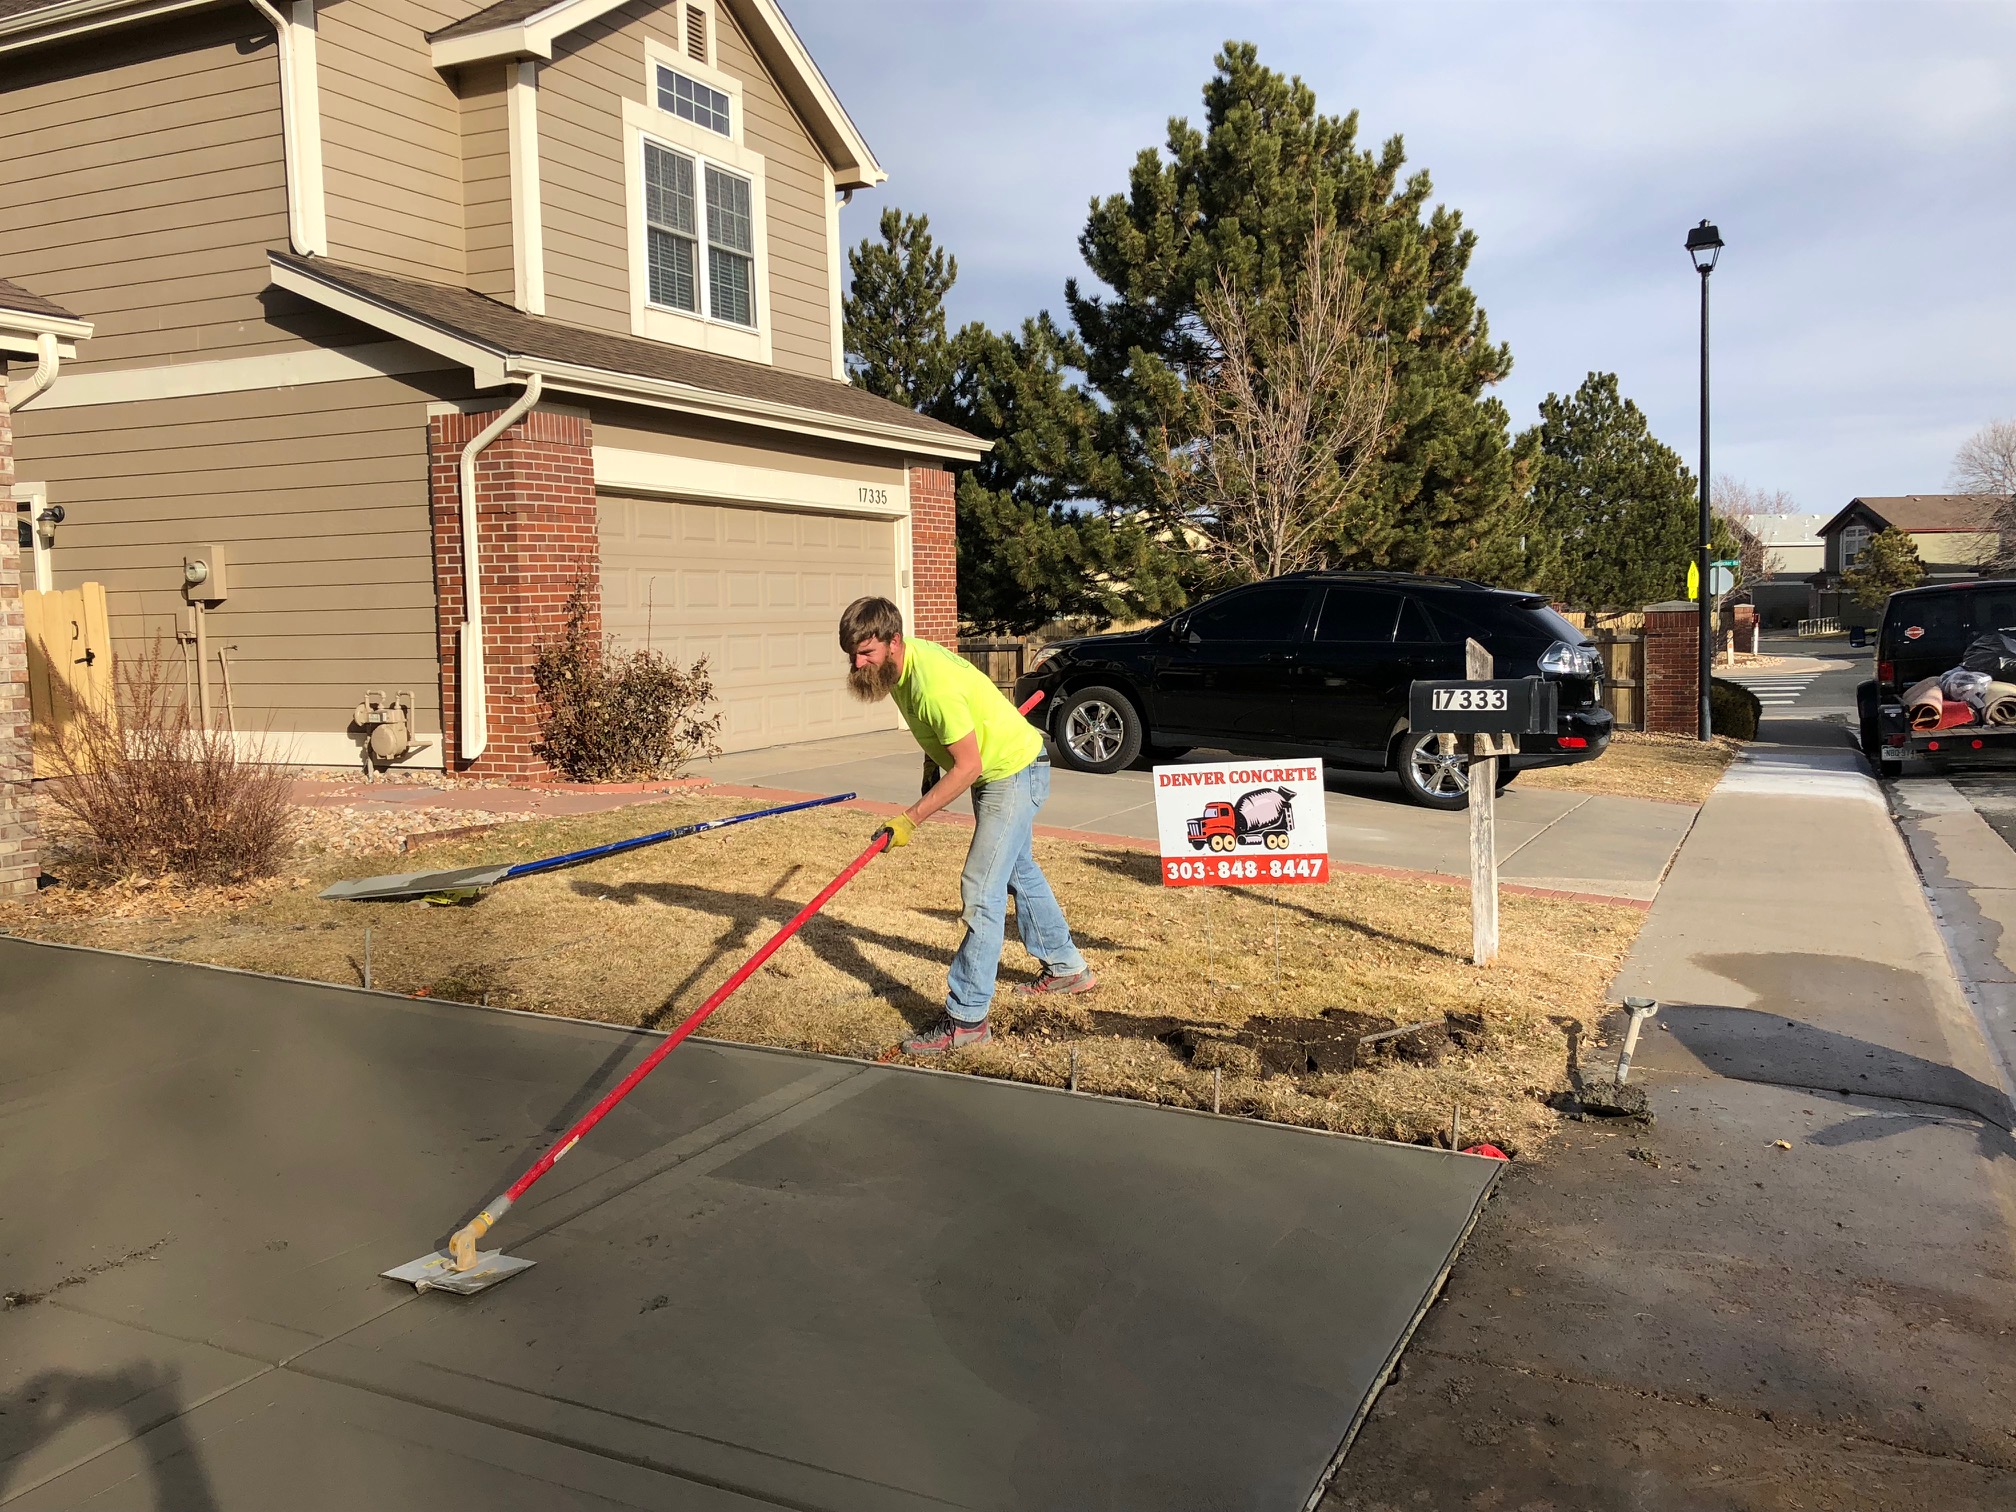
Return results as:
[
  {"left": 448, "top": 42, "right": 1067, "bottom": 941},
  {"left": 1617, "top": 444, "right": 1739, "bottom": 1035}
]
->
[{"left": 857, "top": 486, "right": 890, "bottom": 506}]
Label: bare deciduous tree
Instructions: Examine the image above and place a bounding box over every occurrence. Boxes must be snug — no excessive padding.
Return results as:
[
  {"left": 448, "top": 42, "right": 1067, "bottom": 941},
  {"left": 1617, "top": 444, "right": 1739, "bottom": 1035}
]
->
[
  {"left": 1951, "top": 418, "right": 2016, "bottom": 571},
  {"left": 1159, "top": 225, "right": 1393, "bottom": 582},
  {"left": 1710, "top": 475, "right": 1794, "bottom": 598}
]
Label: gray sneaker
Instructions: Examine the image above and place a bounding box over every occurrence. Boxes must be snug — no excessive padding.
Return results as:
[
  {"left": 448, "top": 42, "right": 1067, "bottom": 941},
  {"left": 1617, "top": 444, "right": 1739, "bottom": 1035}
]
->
[
  {"left": 901, "top": 1015, "right": 992, "bottom": 1056},
  {"left": 1016, "top": 968, "right": 1098, "bottom": 997}
]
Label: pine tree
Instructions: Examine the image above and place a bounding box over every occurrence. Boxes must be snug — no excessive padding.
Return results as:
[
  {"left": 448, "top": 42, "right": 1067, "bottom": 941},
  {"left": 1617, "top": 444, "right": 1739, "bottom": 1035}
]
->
[
  {"left": 1527, "top": 372, "right": 1737, "bottom": 613},
  {"left": 842, "top": 213, "right": 1186, "bottom": 633},
  {"left": 1842, "top": 527, "right": 1926, "bottom": 608},
  {"left": 1066, "top": 42, "right": 1533, "bottom": 580}
]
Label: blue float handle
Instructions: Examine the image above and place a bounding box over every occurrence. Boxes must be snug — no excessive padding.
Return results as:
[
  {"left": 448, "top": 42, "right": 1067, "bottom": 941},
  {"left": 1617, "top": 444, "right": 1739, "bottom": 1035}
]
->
[{"left": 499, "top": 792, "right": 855, "bottom": 881}]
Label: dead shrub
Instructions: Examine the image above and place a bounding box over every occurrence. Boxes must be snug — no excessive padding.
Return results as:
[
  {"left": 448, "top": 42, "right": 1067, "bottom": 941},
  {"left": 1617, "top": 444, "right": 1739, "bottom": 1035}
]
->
[
  {"left": 532, "top": 581, "right": 723, "bottom": 782},
  {"left": 40, "top": 637, "right": 297, "bottom": 884}
]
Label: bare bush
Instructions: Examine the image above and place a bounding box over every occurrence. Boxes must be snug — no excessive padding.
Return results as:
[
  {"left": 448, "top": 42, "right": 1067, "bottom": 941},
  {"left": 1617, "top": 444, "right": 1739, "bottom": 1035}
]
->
[
  {"left": 1159, "top": 223, "right": 1394, "bottom": 582},
  {"left": 532, "top": 582, "right": 723, "bottom": 782},
  {"left": 1951, "top": 419, "right": 2016, "bottom": 571},
  {"left": 40, "top": 637, "right": 297, "bottom": 884}
]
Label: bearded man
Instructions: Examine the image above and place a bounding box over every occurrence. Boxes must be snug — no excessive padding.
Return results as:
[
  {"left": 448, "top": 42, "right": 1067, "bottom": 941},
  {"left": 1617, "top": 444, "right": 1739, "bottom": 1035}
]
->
[{"left": 840, "top": 595, "right": 1096, "bottom": 1053}]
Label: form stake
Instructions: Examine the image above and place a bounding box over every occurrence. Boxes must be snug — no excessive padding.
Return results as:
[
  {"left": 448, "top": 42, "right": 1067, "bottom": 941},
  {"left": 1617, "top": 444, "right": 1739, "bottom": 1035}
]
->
[
  {"left": 1451, "top": 1101, "right": 1463, "bottom": 1150},
  {"left": 363, "top": 928, "right": 373, "bottom": 991},
  {"left": 1213, "top": 1066, "right": 1222, "bottom": 1115},
  {"left": 1068, "top": 1046, "right": 1079, "bottom": 1092}
]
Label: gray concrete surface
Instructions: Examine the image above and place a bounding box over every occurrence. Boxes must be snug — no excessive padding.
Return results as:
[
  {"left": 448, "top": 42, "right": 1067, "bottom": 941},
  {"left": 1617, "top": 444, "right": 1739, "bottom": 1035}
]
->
[
  {"left": 0, "top": 939, "right": 1497, "bottom": 1511},
  {"left": 1325, "top": 723, "right": 2016, "bottom": 1509},
  {"left": 696, "top": 730, "right": 1695, "bottom": 901}
]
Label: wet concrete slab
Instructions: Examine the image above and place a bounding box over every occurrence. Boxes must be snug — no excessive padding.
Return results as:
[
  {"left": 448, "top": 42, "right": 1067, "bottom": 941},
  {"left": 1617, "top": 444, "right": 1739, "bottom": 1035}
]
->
[{"left": 1, "top": 940, "right": 1497, "bottom": 1511}]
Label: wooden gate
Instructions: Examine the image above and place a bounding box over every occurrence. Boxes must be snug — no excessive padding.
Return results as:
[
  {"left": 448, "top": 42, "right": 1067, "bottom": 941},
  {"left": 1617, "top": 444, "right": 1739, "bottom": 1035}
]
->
[{"left": 23, "top": 583, "right": 115, "bottom": 776}]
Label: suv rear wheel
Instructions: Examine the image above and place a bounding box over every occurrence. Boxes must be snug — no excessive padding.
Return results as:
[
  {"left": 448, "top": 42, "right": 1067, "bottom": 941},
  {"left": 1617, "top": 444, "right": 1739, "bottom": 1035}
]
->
[
  {"left": 1052, "top": 685, "right": 1143, "bottom": 774},
  {"left": 1856, "top": 679, "right": 1881, "bottom": 760},
  {"left": 1393, "top": 731, "right": 1514, "bottom": 811}
]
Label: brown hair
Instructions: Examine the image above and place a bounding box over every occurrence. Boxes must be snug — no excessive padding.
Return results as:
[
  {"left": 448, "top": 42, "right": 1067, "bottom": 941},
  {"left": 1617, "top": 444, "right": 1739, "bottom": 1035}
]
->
[{"left": 838, "top": 595, "right": 904, "bottom": 651}]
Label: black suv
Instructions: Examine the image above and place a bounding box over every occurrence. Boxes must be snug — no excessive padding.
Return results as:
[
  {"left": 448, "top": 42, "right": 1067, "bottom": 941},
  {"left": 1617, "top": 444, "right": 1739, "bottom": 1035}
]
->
[
  {"left": 1012, "top": 571, "right": 1614, "bottom": 809},
  {"left": 1858, "top": 579, "right": 2016, "bottom": 765}
]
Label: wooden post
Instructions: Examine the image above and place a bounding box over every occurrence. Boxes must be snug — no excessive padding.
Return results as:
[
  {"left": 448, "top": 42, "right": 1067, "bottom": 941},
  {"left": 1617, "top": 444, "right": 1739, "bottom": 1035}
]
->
[{"left": 1466, "top": 638, "right": 1500, "bottom": 966}]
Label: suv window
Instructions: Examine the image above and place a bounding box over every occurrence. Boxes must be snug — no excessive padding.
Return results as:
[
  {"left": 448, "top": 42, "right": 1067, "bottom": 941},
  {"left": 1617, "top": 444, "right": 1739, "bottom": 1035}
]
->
[
  {"left": 1185, "top": 586, "right": 1310, "bottom": 642},
  {"left": 1313, "top": 588, "right": 1400, "bottom": 643},
  {"left": 1973, "top": 586, "right": 2016, "bottom": 634},
  {"left": 1397, "top": 597, "right": 1437, "bottom": 642},
  {"left": 1884, "top": 594, "right": 1968, "bottom": 660}
]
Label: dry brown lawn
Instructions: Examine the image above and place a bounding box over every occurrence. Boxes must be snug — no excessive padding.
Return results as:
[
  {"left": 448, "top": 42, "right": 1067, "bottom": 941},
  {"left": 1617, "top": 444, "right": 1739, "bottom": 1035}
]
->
[
  {"left": 1514, "top": 731, "right": 1739, "bottom": 805},
  {"left": 1, "top": 793, "right": 1649, "bottom": 1155}
]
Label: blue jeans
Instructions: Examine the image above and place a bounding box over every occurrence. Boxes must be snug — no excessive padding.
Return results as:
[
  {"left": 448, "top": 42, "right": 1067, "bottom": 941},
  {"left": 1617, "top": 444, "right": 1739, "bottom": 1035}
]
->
[{"left": 947, "top": 757, "right": 1086, "bottom": 1023}]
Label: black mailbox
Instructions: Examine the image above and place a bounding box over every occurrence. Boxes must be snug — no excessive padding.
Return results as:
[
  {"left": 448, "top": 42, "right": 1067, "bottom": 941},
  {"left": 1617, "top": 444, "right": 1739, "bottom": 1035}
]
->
[{"left": 1409, "top": 678, "right": 1559, "bottom": 736}]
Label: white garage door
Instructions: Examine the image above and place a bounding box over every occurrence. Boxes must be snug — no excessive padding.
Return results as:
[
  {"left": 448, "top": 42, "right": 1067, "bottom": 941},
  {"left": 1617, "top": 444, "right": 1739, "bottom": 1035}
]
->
[{"left": 600, "top": 495, "right": 902, "bottom": 753}]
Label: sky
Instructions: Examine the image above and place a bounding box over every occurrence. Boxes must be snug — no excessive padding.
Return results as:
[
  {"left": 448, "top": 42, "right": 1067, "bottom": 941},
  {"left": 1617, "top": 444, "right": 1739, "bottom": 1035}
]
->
[{"left": 790, "top": 0, "right": 2016, "bottom": 517}]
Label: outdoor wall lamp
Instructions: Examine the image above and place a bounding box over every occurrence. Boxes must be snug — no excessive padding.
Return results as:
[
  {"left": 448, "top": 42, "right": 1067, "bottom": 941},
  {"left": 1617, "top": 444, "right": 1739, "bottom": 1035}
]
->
[{"left": 35, "top": 504, "right": 63, "bottom": 547}]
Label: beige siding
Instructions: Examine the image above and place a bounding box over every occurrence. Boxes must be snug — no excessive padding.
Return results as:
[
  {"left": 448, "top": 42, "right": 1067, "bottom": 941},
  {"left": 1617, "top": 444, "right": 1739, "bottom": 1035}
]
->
[
  {"left": 0, "top": 7, "right": 342, "bottom": 372},
  {"left": 460, "top": 65, "right": 515, "bottom": 302},
  {"left": 1918, "top": 532, "right": 1996, "bottom": 567},
  {"left": 318, "top": 0, "right": 468, "bottom": 282},
  {"left": 538, "top": 0, "right": 836, "bottom": 377},
  {"left": 595, "top": 405, "right": 905, "bottom": 493},
  {"left": 10, "top": 379, "right": 444, "bottom": 750}
]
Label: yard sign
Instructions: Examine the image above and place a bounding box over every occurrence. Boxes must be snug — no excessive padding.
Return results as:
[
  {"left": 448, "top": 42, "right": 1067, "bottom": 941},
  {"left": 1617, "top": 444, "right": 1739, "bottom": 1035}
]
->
[{"left": 1151, "top": 760, "right": 1331, "bottom": 888}]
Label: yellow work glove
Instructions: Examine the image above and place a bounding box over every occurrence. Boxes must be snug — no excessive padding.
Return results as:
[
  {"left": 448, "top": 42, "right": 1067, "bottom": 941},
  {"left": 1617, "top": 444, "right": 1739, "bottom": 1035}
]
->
[{"left": 875, "top": 813, "right": 917, "bottom": 849}]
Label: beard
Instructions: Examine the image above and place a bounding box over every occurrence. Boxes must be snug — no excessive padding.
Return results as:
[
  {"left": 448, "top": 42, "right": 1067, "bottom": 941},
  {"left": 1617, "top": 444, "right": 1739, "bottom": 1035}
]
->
[{"left": 847, "top": 657, "right": 900, "bottom": 703}]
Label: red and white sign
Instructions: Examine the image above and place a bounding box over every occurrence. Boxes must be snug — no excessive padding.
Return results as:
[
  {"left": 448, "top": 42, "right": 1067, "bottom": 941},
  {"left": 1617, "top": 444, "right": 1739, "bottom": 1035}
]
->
[{"left": 1150, "top": 760, "right": 1331, "bottom": 888}]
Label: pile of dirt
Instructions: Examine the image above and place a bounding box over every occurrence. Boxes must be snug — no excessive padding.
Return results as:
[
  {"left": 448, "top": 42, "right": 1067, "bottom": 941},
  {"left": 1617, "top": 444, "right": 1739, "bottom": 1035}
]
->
[{"left": 1005, "top": 1005, "right": 1493, "bottom": 1079}]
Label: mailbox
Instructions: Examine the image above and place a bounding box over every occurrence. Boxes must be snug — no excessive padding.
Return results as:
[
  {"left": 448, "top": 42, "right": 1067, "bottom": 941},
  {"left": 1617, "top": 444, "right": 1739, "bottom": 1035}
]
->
[{"left": 1409, "top": 677, "right": 1558, "bottom": 736}]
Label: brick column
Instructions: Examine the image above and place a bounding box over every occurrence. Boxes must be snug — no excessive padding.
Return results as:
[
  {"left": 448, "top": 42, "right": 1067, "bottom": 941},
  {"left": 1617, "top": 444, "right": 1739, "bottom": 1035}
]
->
[
  {"left": 1726, "top": 602, "right": 1758, "bottom": 655},
  {"left": 429, "top": 405, "right": 598, "bottom": 780},
  {"left": 0, "top": 377, "right": 39, "bottom": 896},
  {"left": 1643, "top": 599, "right": 1703, "bottom": 736},
  {"left": 907, "top": 463, "right": 956, "bottom": 648}
]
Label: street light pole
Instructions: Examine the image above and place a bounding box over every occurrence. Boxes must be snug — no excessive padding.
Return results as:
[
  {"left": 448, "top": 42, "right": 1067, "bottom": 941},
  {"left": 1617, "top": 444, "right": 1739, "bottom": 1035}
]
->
[{"left": 1686, "top": 220, "right": 1724, "bottom": 742}]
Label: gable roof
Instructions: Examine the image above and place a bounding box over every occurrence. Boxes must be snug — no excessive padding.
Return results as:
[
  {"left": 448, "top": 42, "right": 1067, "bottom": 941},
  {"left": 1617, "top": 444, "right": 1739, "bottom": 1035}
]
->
[
  {"left": 0, "top": 275, "right": 79, "bottom": 324},
  {"left": 1818, "top": 495, "right": 2000, "bottom": 537},
  {"left": 0, "top": 274, "right": 93, "bottom": 357},
  {"left": 428, "top": 0, "right": 884, "bottom": 189},
  {"left": 268, "top": 251, "right": 983, "bottom": 460}
]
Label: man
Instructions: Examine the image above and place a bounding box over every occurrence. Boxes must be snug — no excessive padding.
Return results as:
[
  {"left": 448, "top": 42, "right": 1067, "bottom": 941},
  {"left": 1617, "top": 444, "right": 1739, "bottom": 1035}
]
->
[{"left": 840, "top": 595, "right": 1095, "bottom": 1054}]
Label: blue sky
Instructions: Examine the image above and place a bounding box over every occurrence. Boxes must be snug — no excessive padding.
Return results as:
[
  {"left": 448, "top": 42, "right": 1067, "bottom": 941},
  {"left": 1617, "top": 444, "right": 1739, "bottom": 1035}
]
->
[{"left": 791, "top": 0, "right": 2016, "bottom": 515}]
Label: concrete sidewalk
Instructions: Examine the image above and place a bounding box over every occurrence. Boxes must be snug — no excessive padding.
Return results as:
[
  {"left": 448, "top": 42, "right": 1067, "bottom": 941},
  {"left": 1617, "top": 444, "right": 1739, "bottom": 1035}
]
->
[
  {"left": 1328, "top": 733, "right": 2016, "bottom": 1509},
  {"left": 696, "top": 730, "right": 1695, "bottom": 903}
]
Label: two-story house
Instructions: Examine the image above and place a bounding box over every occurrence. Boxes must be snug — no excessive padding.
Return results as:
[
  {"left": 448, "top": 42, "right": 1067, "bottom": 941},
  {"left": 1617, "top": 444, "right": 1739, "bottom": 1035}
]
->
[
  {"left": 0, "top": 0, "right": 981, "bottom": 776},
  {"left": 1814, "top": 495, "right": 1999, "bottom": 626}
]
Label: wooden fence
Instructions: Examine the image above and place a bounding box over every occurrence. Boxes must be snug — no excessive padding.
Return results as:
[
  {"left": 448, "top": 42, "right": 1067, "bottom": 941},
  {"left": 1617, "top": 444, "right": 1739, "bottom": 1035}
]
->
[
  {"left": 1552, "top": 612, "right": 1644, "bottom": 732},
  {"left": 23, "top": 583, "right": 116, "bottom": 775},
  {"left": 958, "top": 639, "right": 1032, "bottom": 691}
]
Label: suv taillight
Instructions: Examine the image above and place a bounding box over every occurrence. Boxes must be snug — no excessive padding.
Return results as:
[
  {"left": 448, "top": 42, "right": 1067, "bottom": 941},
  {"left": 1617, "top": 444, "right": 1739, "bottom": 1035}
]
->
[{"left": 1878, "top": 660, "right": 1894, "bottom": 684}]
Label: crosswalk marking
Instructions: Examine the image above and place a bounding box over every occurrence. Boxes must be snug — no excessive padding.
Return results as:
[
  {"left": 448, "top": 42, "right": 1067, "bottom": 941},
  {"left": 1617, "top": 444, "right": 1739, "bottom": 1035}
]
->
[{"left": 1738, "top": 676, "right": 1816, "bottom": 707}]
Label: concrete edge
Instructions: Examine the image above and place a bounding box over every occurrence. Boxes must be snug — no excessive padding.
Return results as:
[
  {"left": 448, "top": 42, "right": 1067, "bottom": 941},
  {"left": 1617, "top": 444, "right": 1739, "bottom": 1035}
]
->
[
  {"left": 1301, "top": 1164, "right": 1502, "bottom": 1510},
  {"left": 0, "top": 932, "right": 1510, "bottom": 1163}
]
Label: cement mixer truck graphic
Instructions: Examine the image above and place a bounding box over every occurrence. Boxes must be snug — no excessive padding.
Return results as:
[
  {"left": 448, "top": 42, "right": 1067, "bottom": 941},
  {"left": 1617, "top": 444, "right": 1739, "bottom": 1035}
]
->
[{"left": 1186, "top": 786, "right": 1297, "bottom": 852}]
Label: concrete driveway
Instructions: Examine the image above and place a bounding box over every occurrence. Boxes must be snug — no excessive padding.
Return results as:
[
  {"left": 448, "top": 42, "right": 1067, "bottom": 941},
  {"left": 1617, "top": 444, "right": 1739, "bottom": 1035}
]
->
[
  {"left": 697, "top": 731, "right": 1693, "bottom": 903},
  {"left": 1, "top": 940, "right": 1497, "bottom": 1511}
]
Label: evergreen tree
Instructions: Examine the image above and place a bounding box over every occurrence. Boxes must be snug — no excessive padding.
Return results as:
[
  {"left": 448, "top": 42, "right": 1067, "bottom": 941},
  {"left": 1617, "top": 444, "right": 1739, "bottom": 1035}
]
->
[
  {"left": 1527, "top": 372, "right": 1737, "bottom": 613},
  {"left": 842, "top": 213, "right": 1186, "bottom": 633},
  {"left": 1843, "top": 527, "right": 1926, "bottom": 608},
  {"left": 1067, "top": 42, "right": 1533, "bottom": 580}
]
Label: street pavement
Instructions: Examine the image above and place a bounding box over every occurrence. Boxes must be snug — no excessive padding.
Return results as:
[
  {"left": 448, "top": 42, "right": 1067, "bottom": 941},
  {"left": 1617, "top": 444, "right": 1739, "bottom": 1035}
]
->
[
  {"left": 1328, "top": 690, "right": 2016, "bottom": 1507},
  {"left": 695, "top": 729, "right": 1694, "bottom": 902},
  {"left": 0, "top": 940, "right": 1496, "bottom": 1512}
]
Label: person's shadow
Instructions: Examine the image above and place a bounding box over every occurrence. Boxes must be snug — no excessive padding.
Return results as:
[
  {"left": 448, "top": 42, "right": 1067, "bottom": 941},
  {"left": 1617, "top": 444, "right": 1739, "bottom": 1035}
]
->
[{"left": 0, "top": 1362, "right": 219, "bottom": 1510}]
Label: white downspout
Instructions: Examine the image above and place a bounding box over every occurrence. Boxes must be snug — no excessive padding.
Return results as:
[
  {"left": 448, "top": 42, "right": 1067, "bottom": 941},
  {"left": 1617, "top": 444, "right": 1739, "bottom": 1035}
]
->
[
  {"left": 9, "top": 332, "right": 61, "bottom": 409},
  {"left": 457, "top": 375, "right": 543, "bottom": 762},
  {"left": 248, "top": 0, "right": 328, "bottom": 256}
]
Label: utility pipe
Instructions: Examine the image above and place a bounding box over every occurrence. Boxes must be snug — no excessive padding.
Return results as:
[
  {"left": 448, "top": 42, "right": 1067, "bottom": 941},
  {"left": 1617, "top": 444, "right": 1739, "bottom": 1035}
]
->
[
  {"left": 193, "top": 603, "right": 212, "bottom": 732},
  {"left": 456, "top": 375, "right": 543, "bottom": 762}
]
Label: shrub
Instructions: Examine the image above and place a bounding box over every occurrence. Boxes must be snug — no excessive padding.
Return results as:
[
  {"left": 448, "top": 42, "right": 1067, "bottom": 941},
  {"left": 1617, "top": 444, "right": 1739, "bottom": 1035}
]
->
[
  {"left": 1710, "top": 677, "right": 1761, "bottom": 741},
  {"left": 532, "top": 583, "right": 723, "bottom": 782},
  {"left": 41, "top": 636, "right": 297, "bottom": 884}
]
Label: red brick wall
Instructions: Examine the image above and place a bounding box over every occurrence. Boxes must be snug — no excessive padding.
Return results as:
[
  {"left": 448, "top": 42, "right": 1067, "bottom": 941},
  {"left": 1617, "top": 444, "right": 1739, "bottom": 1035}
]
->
[
  {"left": 908, "top": 464, "right": 956, "bottom": 647},
  {"left": 429, "top": 406, "right": 598, "bottom": 780},
  {"left": 1724, "top": 602, "right": 1758, "bottom": 655},
  {"left": 0, "top": 382, "right": 37, "bottom": 896},
  {"left": 1643, "top": 600, "right": 1703, "bottom": 736}
]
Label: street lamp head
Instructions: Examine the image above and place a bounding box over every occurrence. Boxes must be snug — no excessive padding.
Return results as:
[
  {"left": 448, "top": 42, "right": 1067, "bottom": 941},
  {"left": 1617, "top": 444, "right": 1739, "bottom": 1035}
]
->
[{"left": 1686, "top": 219, "right": 1724, "bottom": 274}]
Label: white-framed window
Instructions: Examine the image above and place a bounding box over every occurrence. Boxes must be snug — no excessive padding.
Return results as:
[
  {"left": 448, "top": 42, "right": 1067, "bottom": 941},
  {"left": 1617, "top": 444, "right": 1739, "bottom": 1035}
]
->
[
  {"left": 643, "top": 140, "right": 756, "bottom": 328},
  {"left": 1841, "top": 522, "right": 1872, "bottom": 567},
  {"left": 657, "top": 65, "right": 729, "bottom": 136}
]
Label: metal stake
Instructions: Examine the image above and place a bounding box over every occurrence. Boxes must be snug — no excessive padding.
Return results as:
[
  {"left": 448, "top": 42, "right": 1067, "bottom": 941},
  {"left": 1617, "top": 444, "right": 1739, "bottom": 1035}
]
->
[
  {"left": 1212, "top": 1066, "right": 1222, "bottom": 1115},
  {"left": 1068, "top": 1046, "right": 1079, "bottom": 1093},
  {"left": 363, "top": 927, "right": 373, "bottom": 991},
  {"left": 1450, "top": 1101, "right": 1463, "bottom": 1150},
  {"left": 1615, "top": 997, "right": 1660, "bottom": 1084}
]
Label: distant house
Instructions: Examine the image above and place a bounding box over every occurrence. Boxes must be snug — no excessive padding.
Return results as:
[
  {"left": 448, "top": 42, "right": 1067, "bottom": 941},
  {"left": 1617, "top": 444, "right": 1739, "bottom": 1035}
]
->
[
  {"left": 1812, "top": 495, "right": 2000, "bottom": 625},
  {"left": 1733, "top": 512, "right": 1827, "bottom": 629}
]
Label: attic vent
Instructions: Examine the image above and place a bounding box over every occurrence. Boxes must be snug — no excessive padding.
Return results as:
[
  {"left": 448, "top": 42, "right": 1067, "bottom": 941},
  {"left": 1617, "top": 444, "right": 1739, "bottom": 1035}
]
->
[{"left": 684, "top": 3, "right": 707, "bottom": 62}]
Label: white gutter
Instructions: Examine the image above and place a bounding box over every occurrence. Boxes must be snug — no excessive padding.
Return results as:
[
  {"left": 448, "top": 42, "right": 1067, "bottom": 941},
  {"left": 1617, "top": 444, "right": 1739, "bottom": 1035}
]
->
[
  {"left": 247, "top": 0, "right": 328, "bottom": 256},
  {"left": 457, "top": 375, "right": 543, "bottom": 761}
]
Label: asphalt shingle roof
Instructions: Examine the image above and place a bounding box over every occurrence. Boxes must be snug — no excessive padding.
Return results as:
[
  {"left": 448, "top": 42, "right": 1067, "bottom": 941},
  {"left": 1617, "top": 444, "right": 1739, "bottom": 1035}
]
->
[
  {"left": 1827, "top": 496, "right": 2001, "bottom": 535},
  {"left": 0, "top": 274, "right": 79, "bottom": 323},
  {"left": 272, "top": 252, "right": 977, "bottom": 450},
  {"left": 427, "top": 0, "right": 560, "bottom": 43}
]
